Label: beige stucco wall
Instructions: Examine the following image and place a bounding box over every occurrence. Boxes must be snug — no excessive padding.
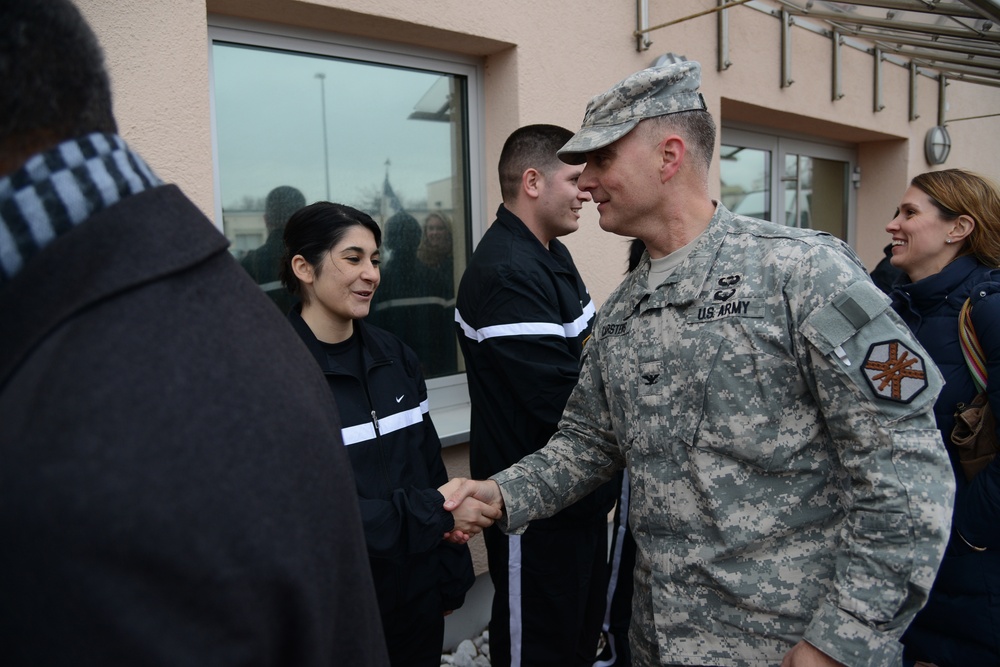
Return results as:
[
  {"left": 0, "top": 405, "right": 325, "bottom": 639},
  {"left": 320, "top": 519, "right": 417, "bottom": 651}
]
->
[{"left": 73, "top": 0, "right": 214, "bottom": 217}]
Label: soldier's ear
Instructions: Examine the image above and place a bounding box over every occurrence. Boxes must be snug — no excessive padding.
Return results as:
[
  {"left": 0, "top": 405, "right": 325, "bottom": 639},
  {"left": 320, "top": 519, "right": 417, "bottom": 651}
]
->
[{"left": 658, "top": 135, "right": 685, "bottom": 183}]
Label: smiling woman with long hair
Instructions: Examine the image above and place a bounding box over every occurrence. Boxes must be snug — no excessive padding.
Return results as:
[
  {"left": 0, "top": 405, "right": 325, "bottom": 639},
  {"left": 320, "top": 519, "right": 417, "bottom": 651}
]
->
[
  {"left": 884, "top": 169, "right": 1000, "bottom": 667},
  {"left": 280, "top": 202, "right": 495, "bottom": 667}
]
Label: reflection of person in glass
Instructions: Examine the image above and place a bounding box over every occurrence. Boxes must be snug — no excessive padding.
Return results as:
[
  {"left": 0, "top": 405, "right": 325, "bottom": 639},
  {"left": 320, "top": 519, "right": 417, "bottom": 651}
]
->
[
  {"left": 420, "top": 212, "right": 458, "bottom": 375},
  {"left": 280, "top": 202, "right": 498, "bottom": 667},
  {"left": 418, "top": 212, "right": 454, "bottom": 283},
  {"left": 239, "top": 185, "right": 305, "bottom": 313},
  {"left": 369, "top": 210, "right": 457, "bottom": 376}
]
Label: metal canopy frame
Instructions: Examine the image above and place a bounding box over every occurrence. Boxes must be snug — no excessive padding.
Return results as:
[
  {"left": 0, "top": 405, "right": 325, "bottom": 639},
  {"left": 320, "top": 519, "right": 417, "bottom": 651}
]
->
[
  {"left": 791, "top": 0, "right": 1000, "bottom": 85},
  {"left": 636, "top": 0, "right": 1000, "bottom": 99}
]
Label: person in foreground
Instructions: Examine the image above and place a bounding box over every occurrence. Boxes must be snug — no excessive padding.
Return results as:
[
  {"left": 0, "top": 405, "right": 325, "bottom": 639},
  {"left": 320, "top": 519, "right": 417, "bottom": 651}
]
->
[
  {"left": 444, "top": 59, "right": 955, "bottom": 667},
  {"left": 0, "top": 2, "right": 389, "bottom": 665},
  {"left": 281, "top": 202, "right": 499, "bottom": 667},
  {"left": 455, "top": 124, "right": 617, "bottom": 666},
  {"left": 883, "top": 169, "right": 1000, "bottom": 666}
]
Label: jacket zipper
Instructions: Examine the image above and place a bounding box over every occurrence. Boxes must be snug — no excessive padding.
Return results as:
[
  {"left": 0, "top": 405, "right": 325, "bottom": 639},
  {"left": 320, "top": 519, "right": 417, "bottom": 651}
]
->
[
  {"left": 321, "top": 363, "right": 392, "bottom": 493},
  {"left": 362, "top": 373, "right": 393, "bottom": 500}
]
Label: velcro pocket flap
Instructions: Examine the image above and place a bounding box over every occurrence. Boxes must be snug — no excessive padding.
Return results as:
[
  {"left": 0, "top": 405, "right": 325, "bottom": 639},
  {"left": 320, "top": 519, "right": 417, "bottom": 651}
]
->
[{"left": 801, "top": 280, "right": 889, "bottom": 354}]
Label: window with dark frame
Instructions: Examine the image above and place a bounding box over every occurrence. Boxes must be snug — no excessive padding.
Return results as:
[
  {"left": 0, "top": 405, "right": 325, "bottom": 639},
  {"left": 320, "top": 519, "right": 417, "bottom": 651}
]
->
[{"left": 211, "top": 35, "right": 477, "bottom": 381}]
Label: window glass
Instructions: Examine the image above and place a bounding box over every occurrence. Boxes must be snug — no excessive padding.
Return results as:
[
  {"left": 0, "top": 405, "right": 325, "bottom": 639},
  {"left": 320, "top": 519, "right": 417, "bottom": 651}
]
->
[
  {"left": 212, "top": 41, "right": 469, "bottom": 379},
  {"left": 720, "top": 144, "right": 771, "bottom": 221},
  {"left": 783, "top": 154, "right": 848, "bottom": 237},
  {"left": 721, "top": 128, "right": 855, "bottom": 245}
]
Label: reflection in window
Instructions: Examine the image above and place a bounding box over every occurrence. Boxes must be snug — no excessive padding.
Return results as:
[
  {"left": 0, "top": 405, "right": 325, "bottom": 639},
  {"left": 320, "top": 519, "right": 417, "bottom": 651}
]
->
[
  {"left": 367, "top": 210, "right": 457, "bottom": 375},
  {"left": 784, "top": 154, "right": 847, "bottom": 238},
  {"left": 720, "top": 145, "right": 771, "bottom": 221},
  {"left": 721, "top": 133, "right": 851, "bottom": 242},
  {"left": 212, "top": 41, "right": 469, "bottom": 379}
]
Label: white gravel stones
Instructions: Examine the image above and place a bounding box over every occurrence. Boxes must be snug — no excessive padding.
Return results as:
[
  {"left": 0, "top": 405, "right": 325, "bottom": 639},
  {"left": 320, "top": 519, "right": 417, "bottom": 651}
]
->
[{"left": 441, "top": 629, "right": 489, "bottom": 666}]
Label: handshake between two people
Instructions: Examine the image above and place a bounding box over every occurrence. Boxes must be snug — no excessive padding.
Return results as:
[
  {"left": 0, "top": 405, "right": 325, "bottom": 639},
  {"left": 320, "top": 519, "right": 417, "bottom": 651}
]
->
[{"left": 436, "top": 478, "right": 505, "bottom": 544}]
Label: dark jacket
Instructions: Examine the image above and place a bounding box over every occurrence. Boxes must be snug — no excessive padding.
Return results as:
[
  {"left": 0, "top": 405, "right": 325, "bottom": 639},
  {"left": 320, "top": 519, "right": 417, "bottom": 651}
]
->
[
  {"left": 891, "top": 255, "right": 1000, "bottom": 666},
  {"left": 456, "top": 205, "right": 616, "bottom": 524},
  {"left": 0, "top": 185, "right": 388, "bottom": 666},
  {"left": 869, "top": 242, "right": 905, "bottom": 294},
  {"left": 367, "top": 252, "right": 457, "bottom": 378},
  {"left": 288, "top": 310, "right": 474, "bottom": 614}
]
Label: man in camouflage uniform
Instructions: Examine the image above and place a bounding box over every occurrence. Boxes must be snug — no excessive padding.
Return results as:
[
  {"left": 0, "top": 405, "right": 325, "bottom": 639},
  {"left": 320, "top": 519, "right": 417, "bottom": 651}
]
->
[{"left": 445, "top": 59, "right": 955, "bottom": 667}]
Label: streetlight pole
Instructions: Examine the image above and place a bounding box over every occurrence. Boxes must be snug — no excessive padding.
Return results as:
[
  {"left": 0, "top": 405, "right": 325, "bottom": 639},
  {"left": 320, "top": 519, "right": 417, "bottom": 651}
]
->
[{"left": 315, "top": 72, "right": 331, "bottom": 201}]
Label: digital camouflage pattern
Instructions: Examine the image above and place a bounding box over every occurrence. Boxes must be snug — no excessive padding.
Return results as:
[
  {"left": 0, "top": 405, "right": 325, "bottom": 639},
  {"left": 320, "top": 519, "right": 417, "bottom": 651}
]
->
[
  {"left": 558, "top": 59, "right": 707, "bottom": 165},
  {"left": 492, "top": 204, "right": 955, "bottom": 667}
]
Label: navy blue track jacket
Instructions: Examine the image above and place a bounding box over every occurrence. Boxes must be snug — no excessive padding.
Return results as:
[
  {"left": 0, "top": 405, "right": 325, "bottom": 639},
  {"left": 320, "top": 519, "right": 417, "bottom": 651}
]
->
[
  {"left": 289, "top": 310, "right": 474, "bottom": 614},
  {"left": 456, "top": 204, "right": 616, "bottom": 522}
]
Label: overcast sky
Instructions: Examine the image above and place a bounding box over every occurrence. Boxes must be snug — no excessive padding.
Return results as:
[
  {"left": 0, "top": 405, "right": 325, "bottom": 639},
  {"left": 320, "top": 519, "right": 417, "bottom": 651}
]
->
[{"left": 212, "top": 43, "right": 457, "bottom": 211}]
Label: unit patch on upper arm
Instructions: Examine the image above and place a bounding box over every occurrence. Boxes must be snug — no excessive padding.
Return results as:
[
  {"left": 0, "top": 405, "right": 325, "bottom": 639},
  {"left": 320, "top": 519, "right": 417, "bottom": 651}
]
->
[{"left": 861, "top": 340, "right": 929, "bottom": 403}]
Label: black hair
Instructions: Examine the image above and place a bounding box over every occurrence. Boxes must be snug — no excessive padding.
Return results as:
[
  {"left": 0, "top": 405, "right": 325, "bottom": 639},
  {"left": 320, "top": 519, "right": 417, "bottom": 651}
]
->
[
  {"left": 383, "top": 211, "right": 422, "bottom": 254},
  {"left": 0, "top": 0, "right": 117, "bottom": 170},
  {"left": 627, "top": 238, "right": 646, "bottom": 273},
  {"left": 280, "top": 202, "right": 382, "bottom": 297},
  {"left": 264, "top": 186, "right": 306, "bottom": 232},
  {"left": 498, "top": 124, "right": 575, "bottom": 203}
]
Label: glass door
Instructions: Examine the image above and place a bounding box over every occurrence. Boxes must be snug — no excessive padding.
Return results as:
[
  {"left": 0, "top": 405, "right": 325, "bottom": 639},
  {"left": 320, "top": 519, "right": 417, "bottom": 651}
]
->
[
  {"left": 720, "top": 142, "right": 772, "bottom": 222},
  {"left": 721, "top": 128, "right": 856, "bottom": 245}
]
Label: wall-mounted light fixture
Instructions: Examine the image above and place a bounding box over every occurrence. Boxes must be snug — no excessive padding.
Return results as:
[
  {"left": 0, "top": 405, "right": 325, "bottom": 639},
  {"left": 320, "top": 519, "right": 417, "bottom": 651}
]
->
[{"left": 924, "top": 125, "right": 951, "bottom": 166}]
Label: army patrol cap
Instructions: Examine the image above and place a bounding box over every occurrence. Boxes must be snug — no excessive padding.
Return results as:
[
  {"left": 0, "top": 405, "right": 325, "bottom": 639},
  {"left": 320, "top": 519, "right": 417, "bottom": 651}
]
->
[{"left": 558, "top": 60, "right": 707, "bottom": 165}]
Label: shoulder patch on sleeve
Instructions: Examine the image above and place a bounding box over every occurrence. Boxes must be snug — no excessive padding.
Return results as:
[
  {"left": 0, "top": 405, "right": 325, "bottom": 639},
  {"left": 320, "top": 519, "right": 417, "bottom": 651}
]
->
[
  {"left": 862, "top": 340, "right": 929, "bottom": 403},
  {"left": 802, "top": 280, "right": 889, "bottom": 354}
]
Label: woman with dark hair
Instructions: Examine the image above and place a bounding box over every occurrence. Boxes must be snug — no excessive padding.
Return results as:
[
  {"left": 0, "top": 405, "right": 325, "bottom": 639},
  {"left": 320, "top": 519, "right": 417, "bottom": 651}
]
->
[
  {"left": 884, "top": 170, "right": 1000, "bottom": 667},
  {"left": 281, "top": 202, "right": 496, "bottom": 667}
]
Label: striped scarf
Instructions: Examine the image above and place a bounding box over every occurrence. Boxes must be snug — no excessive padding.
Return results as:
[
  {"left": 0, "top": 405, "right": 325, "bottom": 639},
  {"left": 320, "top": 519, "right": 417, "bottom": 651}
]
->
[{"left": 0, "top": 133, "right": 161, "bottom": 283}]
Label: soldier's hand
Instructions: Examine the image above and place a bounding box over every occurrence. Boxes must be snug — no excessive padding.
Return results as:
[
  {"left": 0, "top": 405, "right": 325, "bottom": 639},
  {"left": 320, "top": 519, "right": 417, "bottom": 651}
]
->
[
  {"left": 780, "top": 641, "right": 845, "bottom": 667},
  {"left": 442, "top": 478, "right": 504, "bottom": 515},
  {"left": 438, "top": 478, "right": 502, "bottom": 543}
]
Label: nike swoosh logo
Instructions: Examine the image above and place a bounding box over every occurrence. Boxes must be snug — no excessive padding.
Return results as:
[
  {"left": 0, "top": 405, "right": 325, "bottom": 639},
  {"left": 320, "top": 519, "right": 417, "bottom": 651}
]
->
[{"left": 395, "top": 395, "right": 404, "bottom": 403}]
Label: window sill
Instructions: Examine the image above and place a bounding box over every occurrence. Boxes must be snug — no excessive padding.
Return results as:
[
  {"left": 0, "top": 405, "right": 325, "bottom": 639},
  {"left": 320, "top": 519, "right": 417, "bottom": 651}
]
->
[
  {"left": 427, "top": 373, "right": 471, "bottom": 448},
  {"left": 431, "top": 402, "right": 471, "bottom": 448}
]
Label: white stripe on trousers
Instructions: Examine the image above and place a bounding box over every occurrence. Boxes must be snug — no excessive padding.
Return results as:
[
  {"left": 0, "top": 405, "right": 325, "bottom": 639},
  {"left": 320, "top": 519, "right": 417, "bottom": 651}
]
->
[
  {"left": 509, "top": 534, "right": 523, "bottom": 667},
  {"left": 593, "top": 469, "right": 631, "bottom": 667}
]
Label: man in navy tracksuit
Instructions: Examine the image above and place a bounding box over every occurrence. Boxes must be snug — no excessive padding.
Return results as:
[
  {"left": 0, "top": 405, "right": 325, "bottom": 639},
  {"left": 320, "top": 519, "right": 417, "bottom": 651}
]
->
[{"left": 456, "top": 124, "right": 617, "bottom": 666}]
